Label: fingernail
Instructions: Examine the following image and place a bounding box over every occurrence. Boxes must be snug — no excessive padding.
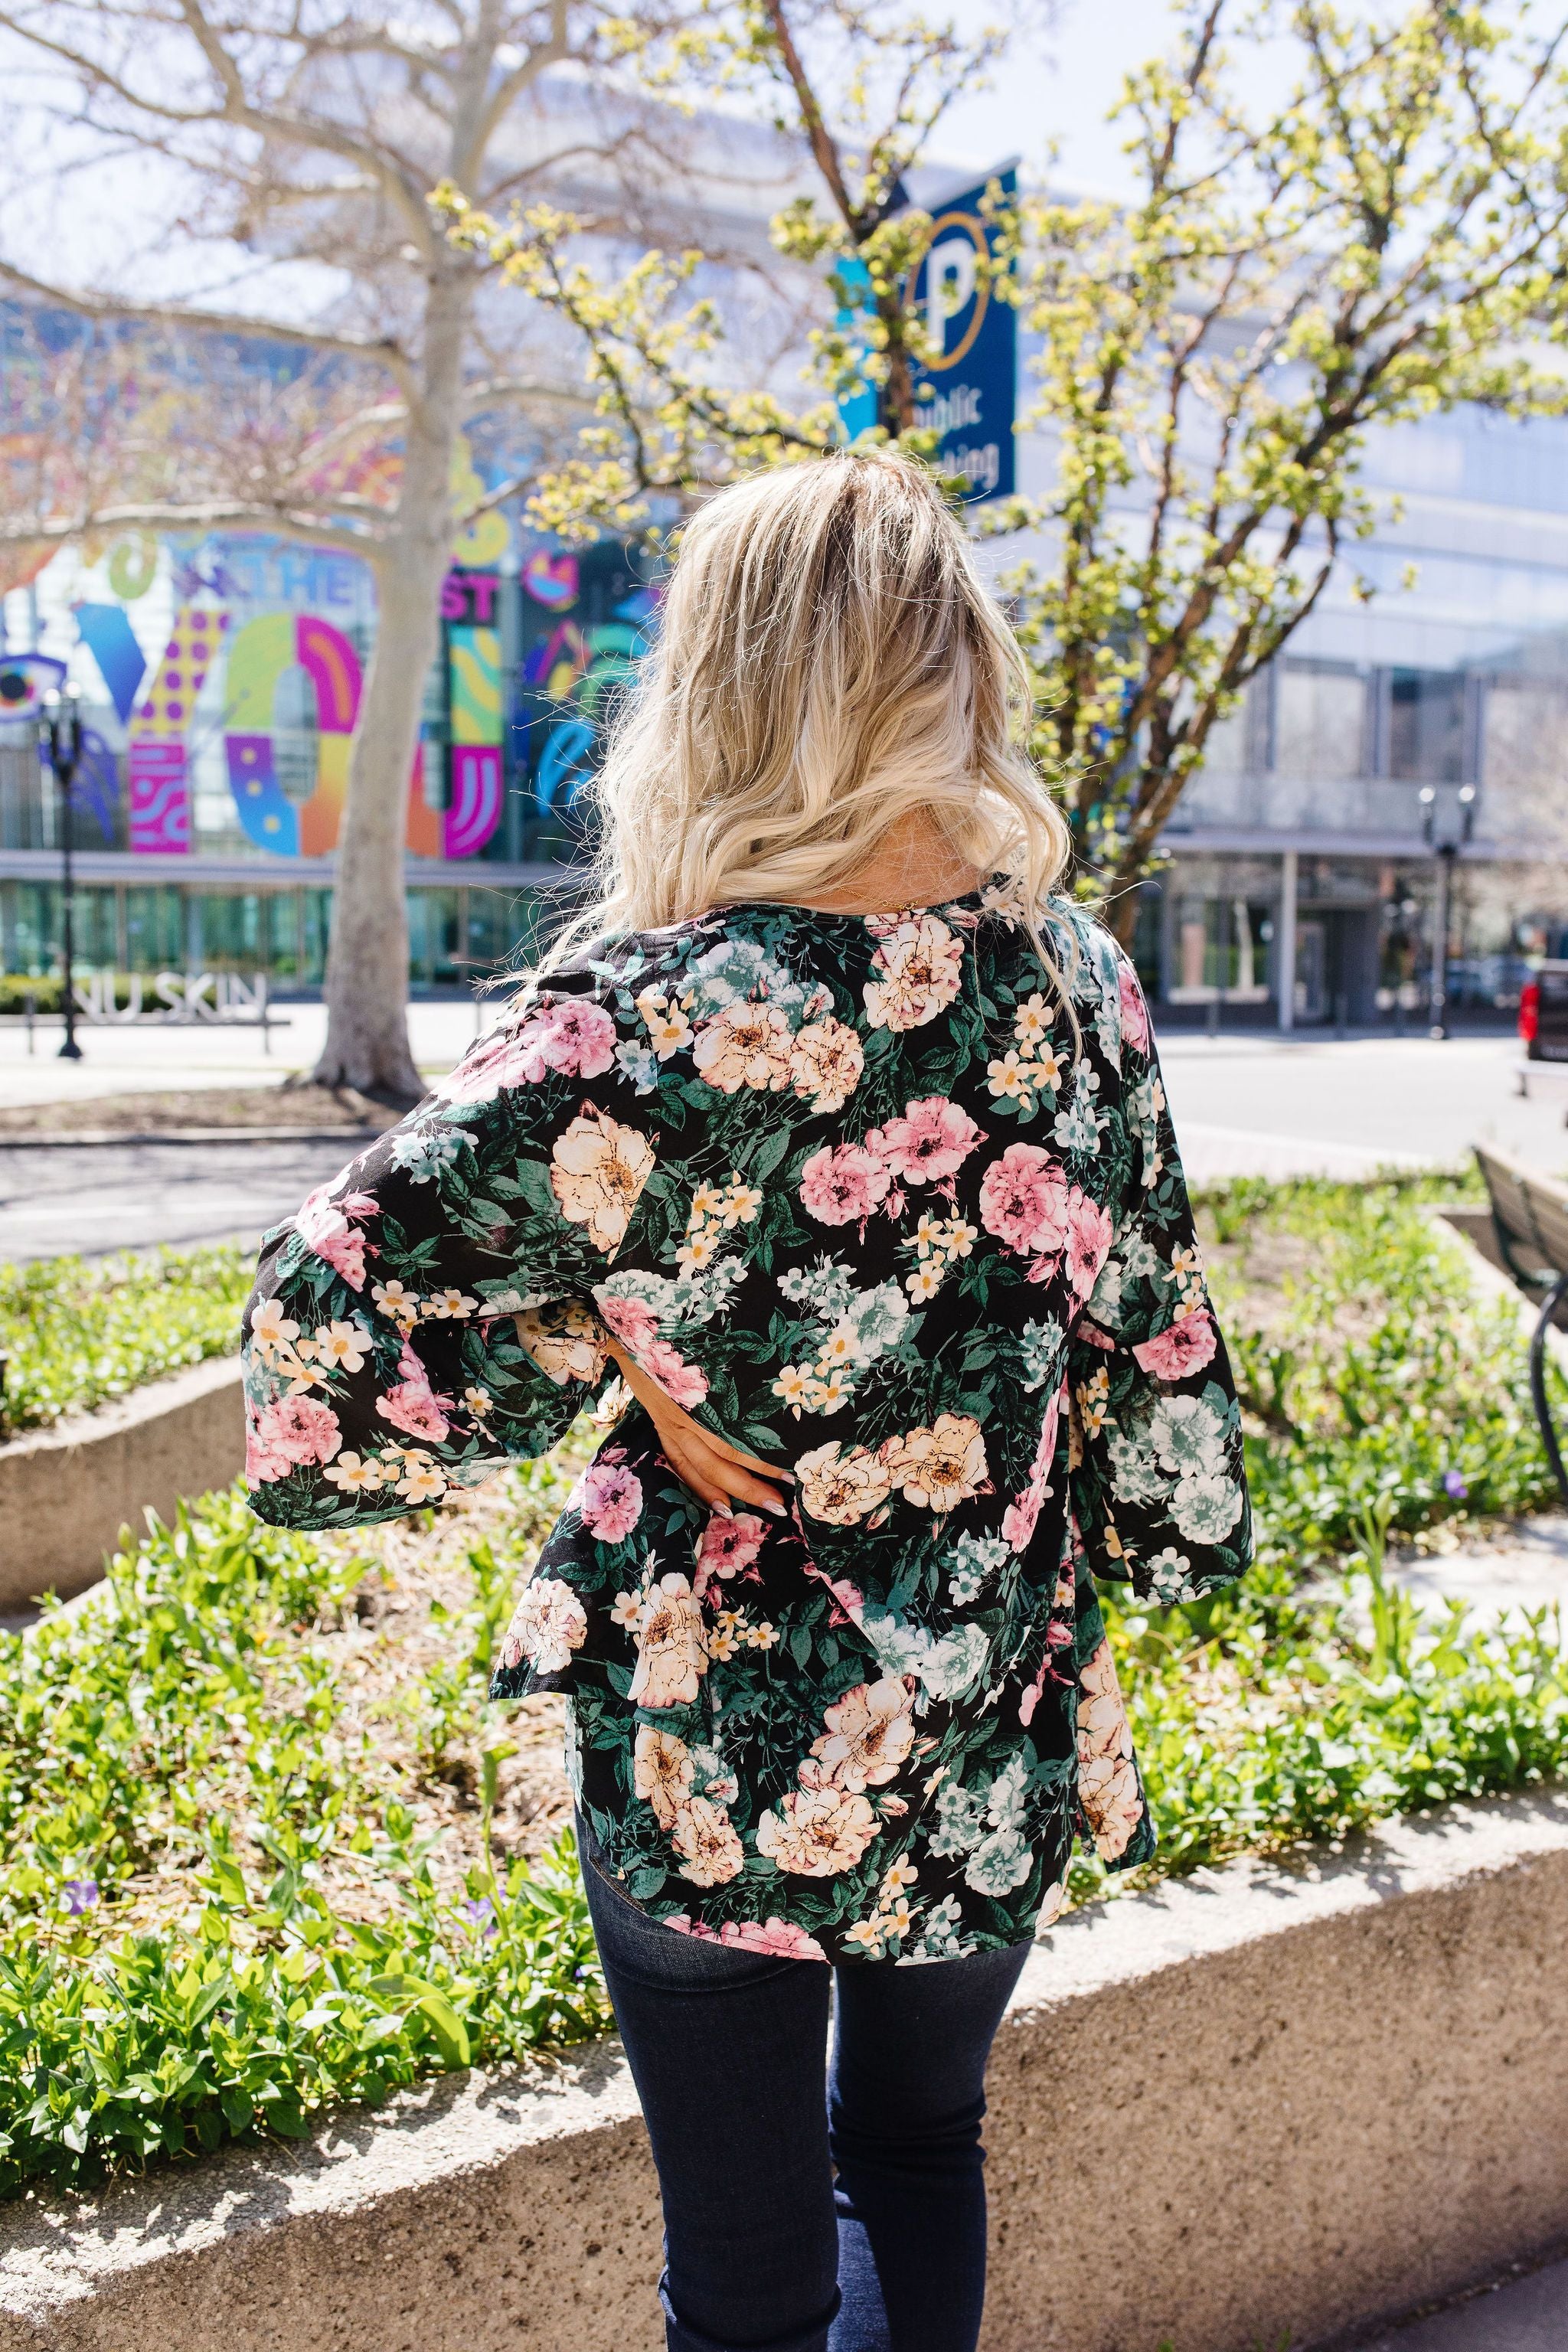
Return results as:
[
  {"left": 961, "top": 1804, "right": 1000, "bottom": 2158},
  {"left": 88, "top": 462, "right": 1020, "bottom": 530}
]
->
[
  {"left": 711, "top": 1500, "right": 733, "bottom": 1518},
  {"left": 758, "top": 1494, "right": 787, "bottom": 1517}
]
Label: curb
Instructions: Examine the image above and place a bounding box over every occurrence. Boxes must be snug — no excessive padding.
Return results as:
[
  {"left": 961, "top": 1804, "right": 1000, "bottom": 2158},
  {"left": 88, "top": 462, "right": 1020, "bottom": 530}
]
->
[
  {"left": 0, "top": 1359, "right": 243, "bottom": 1611},
  {"left": 2, "top": 1788, "right": 1567, "bottom": 2351}
]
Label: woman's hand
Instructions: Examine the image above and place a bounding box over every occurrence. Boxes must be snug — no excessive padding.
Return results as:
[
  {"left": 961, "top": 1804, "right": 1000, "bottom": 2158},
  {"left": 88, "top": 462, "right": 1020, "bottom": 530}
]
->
[{"left": 605, "top": 1342, "right": 793, "bottom": 1519}]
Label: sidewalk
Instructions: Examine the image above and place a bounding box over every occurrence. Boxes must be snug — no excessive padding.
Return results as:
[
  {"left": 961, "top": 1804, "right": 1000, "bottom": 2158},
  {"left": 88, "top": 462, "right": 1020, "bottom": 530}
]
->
[
  {"left": 0, "top": 1001, "right": 490, "bottom": 1112},
  {"left": 1357, "top": 2256, "right": 1568, "bottom": 2348}
]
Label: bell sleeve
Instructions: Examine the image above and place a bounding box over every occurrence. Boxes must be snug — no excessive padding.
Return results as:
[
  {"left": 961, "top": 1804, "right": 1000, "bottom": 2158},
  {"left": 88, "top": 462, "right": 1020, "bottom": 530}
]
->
[
  {"left": 1065, "top": 957, "right": 1253, "bottom": 1607},
  {"left": 241, "top": 977, "right": 655, "bottom": 1529}
]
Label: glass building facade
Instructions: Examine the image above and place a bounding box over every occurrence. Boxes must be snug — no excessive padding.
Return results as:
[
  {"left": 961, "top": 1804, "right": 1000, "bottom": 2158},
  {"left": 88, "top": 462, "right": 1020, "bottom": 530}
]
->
[{"left": 4, "top": 396, "right": 1568, "bottom": 1019}]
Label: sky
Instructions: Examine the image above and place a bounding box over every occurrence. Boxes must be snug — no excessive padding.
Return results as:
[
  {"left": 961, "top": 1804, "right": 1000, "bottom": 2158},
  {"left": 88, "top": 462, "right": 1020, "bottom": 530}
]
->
[
  {"left": 8, "top": 0, "right": 1296, "bottom": 315},
  {"left": 935, "top": 0, "right": 1289, "bottom": 198}
]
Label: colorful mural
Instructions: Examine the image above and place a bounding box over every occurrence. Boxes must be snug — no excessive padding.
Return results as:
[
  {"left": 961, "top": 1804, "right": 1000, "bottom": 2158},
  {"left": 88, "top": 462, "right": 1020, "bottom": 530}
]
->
[
  {"left": 16, "top": 524, "right": 657, "bottom": 870},
  {"left": 512, "top": 538, "right": 658, "bottom": 861},
  {"left": 0, "top": 651, "right": 66, "bottom": 721},
  {"left": 128, "top": 605, "right": 224, "bottom": 852},
  {"left": 223, "top": 609, "right": 456, "bottom": 858}
]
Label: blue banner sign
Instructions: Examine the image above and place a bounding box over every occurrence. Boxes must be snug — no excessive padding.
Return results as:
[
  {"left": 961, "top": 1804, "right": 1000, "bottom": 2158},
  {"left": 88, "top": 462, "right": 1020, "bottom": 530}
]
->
[
  {"left": 835, "top": 165, "right": 1018, "bottom": 503},
  {"left": 909, "top": 168, "right": 1017, "bottom": 501}
]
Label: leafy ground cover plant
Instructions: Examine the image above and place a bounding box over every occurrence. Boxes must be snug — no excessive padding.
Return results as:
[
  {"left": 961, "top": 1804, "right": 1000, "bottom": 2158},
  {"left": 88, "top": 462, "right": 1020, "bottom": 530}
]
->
[
  {"left": 6, "top": 1175, "right": 1566, "bottom": 2196},
  {"left": 0, "top": 1246, "right": 253, "bottom": 1436},
  {"left": 0, "top": 1455, "right": 607, "bottom": 2197},
  {"left": 1200, "top": 1171, "right": 1559, "bottom": 1570}
]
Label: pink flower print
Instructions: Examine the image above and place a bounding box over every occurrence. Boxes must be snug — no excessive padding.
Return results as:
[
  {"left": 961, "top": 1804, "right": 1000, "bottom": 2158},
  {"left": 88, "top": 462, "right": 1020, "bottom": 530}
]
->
[
  {"left": 295, "top": 1186, "right": 368, "bottom": 1290},
  {"left": 798, "top": 1553, "right": 869, "bottom": 1628},
  {"left": 641, "top": 1336, "right": 709, "bottom": 1409},
  {"left": 799, "top": 1143, "right": 891, "bottom": 1227},
  {"left": 872, "top": 1097, "right": 983, "bottom": 1187},
  {"left": 1119, "top": 963, "right": 1151, "bottom": 1056},
  {"left": 1132, "top": 1307, "right": 1218, "bottom": 1382},
  {"left": 596, "top": 1292, "right": 662, "bottom": 1354},
  {"left": 694, "top": 1510, "right": 767, "bottom": 1597},
  {"left": 528, "top": 999, "right": 619, "bottom": 1080},
  {"left": 717, "top": 1916, "right": 828, "bottom": 1961},
  {"left": 377, "top": 1381, "right": 451, "bottom": 1443},
  {"left": 245, "top": 1418, "right": 294, "bottom": 1484},
  {"left": 1065, "top": 1188, "right": 1115, "bottom": 1302},
  {"left": 662, "top": 1913, "right": 725, "bottom": 1941},
  {"left": 252, "top": 1394, "right": 343, "bottom": 1474},
  {"left": 1001, "top": 1382, "right": 1063, "bottom": 1553},
  {"left": 978, "top": 1143, "right": 1070, "bottom": 1257},
  {"left": 577, "top": 1461, "right": 645, "bottom": 1543},
  {"left": 439, "top": 998, "right": 616, "bottom": 1103}
]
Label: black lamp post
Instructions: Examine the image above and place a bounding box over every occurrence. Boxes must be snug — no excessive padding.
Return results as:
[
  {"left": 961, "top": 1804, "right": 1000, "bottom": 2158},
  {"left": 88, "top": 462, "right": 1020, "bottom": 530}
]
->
[
  {"left": 38, "top": 684, "right": 85, "bottom": 1062},
  {"left": 1418, "top": 782, "right": 1476, "bottom": 1042}
]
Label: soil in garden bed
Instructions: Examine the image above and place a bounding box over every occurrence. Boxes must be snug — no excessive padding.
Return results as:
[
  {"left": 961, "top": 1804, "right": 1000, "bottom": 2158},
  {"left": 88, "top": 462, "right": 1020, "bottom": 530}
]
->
[
  {"left": 0, "top": 1084, "right": 403, "bottom": 1138},
  {"left": 103, "top": 1475, "right": 576, "bottom": 1946}
]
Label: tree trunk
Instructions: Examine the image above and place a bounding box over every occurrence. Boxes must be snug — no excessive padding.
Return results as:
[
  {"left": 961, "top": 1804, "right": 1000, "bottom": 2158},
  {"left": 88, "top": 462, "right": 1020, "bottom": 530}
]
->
[{"left": 311, "top": 273, "right": 470, "bottom": 1102}]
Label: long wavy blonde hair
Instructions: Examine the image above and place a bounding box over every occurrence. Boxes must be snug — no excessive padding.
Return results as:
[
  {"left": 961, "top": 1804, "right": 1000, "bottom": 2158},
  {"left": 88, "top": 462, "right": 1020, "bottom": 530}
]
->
[{"left": 530, "top": 447, "right": 1071, "bottom": 969}]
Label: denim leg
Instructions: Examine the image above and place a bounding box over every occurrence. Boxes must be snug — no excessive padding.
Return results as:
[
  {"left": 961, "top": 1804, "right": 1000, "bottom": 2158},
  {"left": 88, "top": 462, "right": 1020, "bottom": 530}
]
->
[
  {"left": 826, "top": 1941, "right": 1033, "bottom": 2352},
  {"left": 579, "top": 1838, "right": 841, "bottom": 2352}
]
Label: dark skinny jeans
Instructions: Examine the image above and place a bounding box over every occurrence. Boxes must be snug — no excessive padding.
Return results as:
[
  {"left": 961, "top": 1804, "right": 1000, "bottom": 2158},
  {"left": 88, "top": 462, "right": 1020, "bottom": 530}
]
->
[{"left": 578, "top": 1824, "right": 1032, "bottom": 2352}]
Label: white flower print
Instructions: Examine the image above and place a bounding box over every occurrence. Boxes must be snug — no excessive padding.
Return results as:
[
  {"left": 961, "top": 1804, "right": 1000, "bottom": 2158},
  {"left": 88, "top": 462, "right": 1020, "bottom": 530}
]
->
[
  {"left": 390, "top": 1127, "right": 471, "bottom": 1182},
  {"left": 1105, "top": 1429, "right": 1168, "bottom": 1507},
  {"left": 862, "top": 913, "right": 965, "bottom": 1032},
  {"left": 500, "top": 1576, "right": 587, "bottom": 1676},
  {"left": 1050, "top": 1096, "right": 1103, "bottom": 1154},
  {"left": 963, "top": 1827, "right": 1034, "bottom": 1896},
  {"left": 927, "top": 1778, "right": 988, "bottom": 1858},
  {"left": 627, "top": 1573, "right": 708, "bottom": 1708},
  {"left": 756, "top": 1783, "right": 881, "bottom": 1876},
  {"left": 1170, "top": 1473, "right": 1244, "bottom": 1545},
  {"left": 1019, "top": 1318, "right": 1067, "bottom": 1394},
  {"left": 1148, "top": 1394, "right": 1228, "bottom": 1477},
  {"left": 1147, "top": 1547, "right": 1198, "bottom": 1604}
]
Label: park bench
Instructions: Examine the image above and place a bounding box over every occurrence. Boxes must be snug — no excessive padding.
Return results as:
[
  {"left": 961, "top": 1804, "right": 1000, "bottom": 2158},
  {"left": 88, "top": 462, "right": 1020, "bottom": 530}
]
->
[{"left": 1475, "top": 1142, "right": 1568, "bottom": 1500}]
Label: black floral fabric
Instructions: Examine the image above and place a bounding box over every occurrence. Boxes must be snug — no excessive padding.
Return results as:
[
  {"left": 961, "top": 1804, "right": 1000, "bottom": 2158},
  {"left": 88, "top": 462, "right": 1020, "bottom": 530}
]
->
[{"left": 243, "top": 887, "right": 1251, "bottom": 1964}]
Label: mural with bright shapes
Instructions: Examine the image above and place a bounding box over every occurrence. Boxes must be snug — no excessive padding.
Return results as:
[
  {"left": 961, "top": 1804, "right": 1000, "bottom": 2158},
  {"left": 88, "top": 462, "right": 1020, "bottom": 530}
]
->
[
  {"left": 128, "top": 606, "right": 225, "bottom": 853},
  {"left": 222, "top": 609, "right": 461, "bottom": 859}
]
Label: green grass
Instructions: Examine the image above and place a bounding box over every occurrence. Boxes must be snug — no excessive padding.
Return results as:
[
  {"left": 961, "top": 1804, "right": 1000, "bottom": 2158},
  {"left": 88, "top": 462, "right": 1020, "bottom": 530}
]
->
[
  {"left": 0, "top": 1245, "right": 253, "bottom": 1436},
  {"left": 6, "top": 1173, "right": 1568, "bottom": 2198}
]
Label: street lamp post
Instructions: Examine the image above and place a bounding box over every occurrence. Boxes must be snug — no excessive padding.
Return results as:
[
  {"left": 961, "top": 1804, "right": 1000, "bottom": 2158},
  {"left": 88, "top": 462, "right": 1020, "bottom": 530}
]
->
[
  {"left": 1418, "top": 782, "right": 1476, "bottom": 1042},
  {"left": 38, "top": 685, "right": 85, "bottom": 1062}
]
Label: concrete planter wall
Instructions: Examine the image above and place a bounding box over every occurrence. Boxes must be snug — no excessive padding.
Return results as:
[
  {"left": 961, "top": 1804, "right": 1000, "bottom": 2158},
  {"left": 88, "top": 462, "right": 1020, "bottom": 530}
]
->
[
  {"left": 4, "top": 1788, "right": 1567, "bottom": 2352},
  {"left": 0, "top": 1359, "right": 243, "bottom": 1612}
]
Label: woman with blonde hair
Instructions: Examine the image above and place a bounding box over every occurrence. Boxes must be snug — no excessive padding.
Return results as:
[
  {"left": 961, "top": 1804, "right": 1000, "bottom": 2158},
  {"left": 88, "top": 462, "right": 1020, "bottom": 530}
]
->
[{"left": 244, "top": 449, "right": 1250, "bottom": 2352}]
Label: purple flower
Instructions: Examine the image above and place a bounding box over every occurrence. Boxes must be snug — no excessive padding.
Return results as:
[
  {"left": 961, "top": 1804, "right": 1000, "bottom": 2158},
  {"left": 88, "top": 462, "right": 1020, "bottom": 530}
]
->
[
  {"left": 463, "top": 1895, "right": 498, "bottom": 1939},
  {"left": 63, "top": 1877, "right": 99, "bottom": 1915},
  {"left": 1442, "top": 1470, "right": 1468, "bottom": 1500}
]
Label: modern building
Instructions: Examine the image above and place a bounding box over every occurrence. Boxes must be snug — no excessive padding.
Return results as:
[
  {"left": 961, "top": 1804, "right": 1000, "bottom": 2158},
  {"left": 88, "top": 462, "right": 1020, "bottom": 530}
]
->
[
  {"left": 1132, "top": 405, "right": 1568, "bottom": 1026},
  {"left": 5, "top": 295, "right": 1568, "bottom": 1020}
]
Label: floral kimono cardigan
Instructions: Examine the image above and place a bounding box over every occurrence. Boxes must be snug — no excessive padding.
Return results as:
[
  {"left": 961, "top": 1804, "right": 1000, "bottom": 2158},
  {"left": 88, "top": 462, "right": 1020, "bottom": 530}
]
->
[{"left": 243, "top": 886, "right": 1251, "bottom": 1965}]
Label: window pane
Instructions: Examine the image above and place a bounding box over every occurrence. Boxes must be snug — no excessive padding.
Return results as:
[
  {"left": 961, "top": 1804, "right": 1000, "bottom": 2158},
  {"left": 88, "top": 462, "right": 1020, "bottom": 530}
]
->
[
  {"left": 1387, "top": 669, "right": 1466, "bottom": 782},
  {"left": 1275, "top": 665, "right": 1366, "bottom": 777}
]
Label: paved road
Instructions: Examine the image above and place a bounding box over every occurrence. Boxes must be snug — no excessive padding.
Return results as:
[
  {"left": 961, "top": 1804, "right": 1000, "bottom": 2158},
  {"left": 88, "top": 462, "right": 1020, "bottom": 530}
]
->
[
  {"left": 1158, "top": 1031, "right": 1568, "bottom": 1185},
  {"left": 5, "top": 1027, "right": 1567, "bottom": 1260},
  {"left": 1355, "top": 2259, "right": 1568, "bottom": 2349},
  {"left": 0, "top": 1135, "right": 363, "bottom": 1263}
]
